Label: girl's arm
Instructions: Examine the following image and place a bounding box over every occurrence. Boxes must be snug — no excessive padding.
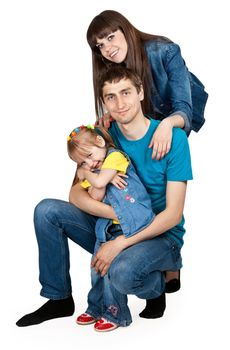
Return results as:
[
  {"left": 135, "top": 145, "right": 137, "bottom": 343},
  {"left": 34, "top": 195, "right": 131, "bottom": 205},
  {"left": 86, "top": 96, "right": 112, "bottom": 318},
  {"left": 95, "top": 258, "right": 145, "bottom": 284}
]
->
[{"left": 77, "top": 167, "right": 117, "bottom": 189}]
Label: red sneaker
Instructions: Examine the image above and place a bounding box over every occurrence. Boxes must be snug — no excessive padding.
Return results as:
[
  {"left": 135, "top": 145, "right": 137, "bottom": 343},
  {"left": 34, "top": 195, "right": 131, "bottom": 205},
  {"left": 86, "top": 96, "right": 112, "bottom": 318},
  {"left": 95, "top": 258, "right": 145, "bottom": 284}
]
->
[
  {"left": 76, "top": 313, "right": 97, "bottom": 325},
  {"left": 94, "top": 318, "right": 119, "bottom": 332}
]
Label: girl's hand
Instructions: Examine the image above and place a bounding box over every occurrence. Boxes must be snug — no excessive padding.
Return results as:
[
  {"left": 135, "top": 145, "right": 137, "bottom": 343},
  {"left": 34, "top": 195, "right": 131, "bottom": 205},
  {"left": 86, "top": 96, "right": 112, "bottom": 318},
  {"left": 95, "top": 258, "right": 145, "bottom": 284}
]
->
[
  {"left": 149, "top": 118, "right": 173, "bottom": 160},
  {"left": 110, "top": 173, "right": 128, "bottom": 189},
  {"left": 97, "top": 112, "right": 114, "bottom": 130},
  {"left": 77, "top": 167, "right": 86, "bottom": 181}
]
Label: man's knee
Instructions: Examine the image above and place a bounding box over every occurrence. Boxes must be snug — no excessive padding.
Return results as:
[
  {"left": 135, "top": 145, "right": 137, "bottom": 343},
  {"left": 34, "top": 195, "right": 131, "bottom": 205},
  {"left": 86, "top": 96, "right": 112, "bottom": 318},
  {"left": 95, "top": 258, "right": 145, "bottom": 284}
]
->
[
  {"left": 109, "top": 256, "right": 137, "bottom": 295},
  {"left": 34, "top": 198, "right": 65, "bottom": 226}
]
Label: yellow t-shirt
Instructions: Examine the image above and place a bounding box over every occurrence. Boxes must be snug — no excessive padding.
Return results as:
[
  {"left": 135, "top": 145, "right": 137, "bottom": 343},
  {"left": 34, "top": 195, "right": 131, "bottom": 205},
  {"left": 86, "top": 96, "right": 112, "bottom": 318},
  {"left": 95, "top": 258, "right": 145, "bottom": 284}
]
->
[
  {"left": 81, "top": 151, "right": 129, "bottom": 224},
  {"left": 81, "top": 151, "right": 129, "bottom": 189}
]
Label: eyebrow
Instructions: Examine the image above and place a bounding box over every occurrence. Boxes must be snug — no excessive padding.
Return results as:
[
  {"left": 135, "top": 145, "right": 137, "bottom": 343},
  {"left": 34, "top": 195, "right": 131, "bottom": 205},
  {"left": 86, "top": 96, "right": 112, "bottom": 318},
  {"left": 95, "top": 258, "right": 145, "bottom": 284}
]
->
[
  {"left": 103, "top": 87, "right": 132, "bottom": 98},
  {"left": 96, "top": 32, "right": 115, "bottom": 45}
]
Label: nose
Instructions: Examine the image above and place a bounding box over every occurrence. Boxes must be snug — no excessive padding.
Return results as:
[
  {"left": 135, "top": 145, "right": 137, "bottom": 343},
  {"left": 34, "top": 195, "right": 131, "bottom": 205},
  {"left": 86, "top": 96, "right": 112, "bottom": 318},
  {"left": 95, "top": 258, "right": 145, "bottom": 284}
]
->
[
  {"left": 116, "top": 96, "right": 126, "bottom": 109},
  {"left": 84, "top": 158, "right": 94, "bottom": 168},
  {"left": 104, "top": 42, "right": 112, "bottom": 53}
]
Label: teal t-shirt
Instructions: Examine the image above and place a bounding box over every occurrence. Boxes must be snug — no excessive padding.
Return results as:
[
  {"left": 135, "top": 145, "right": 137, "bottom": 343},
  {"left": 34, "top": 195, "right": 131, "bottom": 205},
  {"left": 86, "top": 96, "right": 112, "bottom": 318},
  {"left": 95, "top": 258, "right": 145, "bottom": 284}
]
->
[{"left": 109, "top": 118, "right": 193, "bottom": 247}]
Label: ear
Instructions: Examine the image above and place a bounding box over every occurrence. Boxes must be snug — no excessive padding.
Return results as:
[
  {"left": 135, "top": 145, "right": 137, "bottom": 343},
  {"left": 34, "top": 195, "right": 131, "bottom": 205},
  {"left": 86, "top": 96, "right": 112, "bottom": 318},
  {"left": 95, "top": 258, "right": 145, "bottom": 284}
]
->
[
  {"left": 139, "top": 85, "right": 144, "bottom": 102},
  {"left": 95, "top": 135, "right": 106, "bottom": 147}
]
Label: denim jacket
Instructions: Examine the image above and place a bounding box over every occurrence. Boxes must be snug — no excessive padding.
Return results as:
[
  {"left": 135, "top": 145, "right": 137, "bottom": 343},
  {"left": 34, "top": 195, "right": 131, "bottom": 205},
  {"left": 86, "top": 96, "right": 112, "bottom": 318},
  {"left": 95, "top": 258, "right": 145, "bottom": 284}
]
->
[
  {"left": 95, "top": 149, "right": 155, "bottom": 242},
  {"left": 145, "top": 41, "right": 208, "bottom": 134}
]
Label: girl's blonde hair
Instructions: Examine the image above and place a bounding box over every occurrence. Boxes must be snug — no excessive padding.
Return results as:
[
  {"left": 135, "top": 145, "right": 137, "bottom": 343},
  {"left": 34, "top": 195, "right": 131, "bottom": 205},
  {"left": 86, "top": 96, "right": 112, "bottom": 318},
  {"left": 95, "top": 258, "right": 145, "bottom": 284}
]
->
[{"left": 67, "top": 125, "right": 116, "bottom": 185}]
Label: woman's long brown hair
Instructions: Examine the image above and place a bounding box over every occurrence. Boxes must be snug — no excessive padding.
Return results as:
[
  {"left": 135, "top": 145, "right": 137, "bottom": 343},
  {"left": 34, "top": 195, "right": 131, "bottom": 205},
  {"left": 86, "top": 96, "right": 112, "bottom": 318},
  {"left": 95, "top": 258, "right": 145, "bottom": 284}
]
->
[{"left": 87, "top": 10, "right": 172, "bottom": 120}]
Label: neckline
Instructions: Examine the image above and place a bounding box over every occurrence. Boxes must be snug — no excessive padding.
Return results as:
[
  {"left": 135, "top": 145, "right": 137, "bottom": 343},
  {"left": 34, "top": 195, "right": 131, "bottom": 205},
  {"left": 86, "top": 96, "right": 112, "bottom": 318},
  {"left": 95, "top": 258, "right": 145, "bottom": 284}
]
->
[{"left": 114, "top": 118, "right": 155, "bottom": 144}]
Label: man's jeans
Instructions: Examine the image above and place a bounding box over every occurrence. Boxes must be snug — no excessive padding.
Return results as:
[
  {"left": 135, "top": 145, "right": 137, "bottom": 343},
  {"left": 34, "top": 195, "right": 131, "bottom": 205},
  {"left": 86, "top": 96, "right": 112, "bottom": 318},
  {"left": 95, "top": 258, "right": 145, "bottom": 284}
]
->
[{"left": 34, "top": 199, "right": 182, "bottom": 318}]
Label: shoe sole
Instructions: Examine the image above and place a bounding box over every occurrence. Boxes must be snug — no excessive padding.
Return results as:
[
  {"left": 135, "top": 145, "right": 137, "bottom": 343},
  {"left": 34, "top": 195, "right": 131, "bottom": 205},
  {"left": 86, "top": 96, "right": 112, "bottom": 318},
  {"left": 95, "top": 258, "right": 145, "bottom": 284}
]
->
[
  {"left": 76, "top": 319, "right": 97, "bottom": 325},
  {"left": 94, "top": 325, "right": 119, "bottom": 332}
]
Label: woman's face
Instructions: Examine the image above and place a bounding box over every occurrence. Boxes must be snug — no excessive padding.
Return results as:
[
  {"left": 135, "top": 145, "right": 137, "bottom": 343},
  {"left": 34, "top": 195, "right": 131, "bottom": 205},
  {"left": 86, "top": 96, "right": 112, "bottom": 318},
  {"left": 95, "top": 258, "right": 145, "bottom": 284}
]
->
[{"left": 96, "top": 29, "right": 128, "bottom": 63}]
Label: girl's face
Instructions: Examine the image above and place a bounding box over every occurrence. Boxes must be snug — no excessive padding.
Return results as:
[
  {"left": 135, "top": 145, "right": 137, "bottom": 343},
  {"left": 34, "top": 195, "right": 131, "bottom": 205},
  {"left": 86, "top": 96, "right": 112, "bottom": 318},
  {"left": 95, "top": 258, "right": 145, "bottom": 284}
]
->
[
  {"left": 96, "top": 29, "right": 128, "bottom": 63},
  {"left": 75, "top": 144, "right": 107, "bottom": 171}
]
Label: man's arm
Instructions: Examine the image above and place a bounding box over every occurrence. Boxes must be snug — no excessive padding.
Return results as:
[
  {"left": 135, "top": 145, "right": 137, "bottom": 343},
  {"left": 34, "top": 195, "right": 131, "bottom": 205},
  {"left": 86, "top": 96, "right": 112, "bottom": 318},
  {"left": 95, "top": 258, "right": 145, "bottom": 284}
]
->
[
  {"left": 88, "top": 186, "right": 106, "bottom": 201},
  {"left": 69, "top": 181, "right": 117, "bottom": 220},
  {"left": 92, "top": 181, "right": 187, "bottom": 276},
  {"left": 120, "top": 180, "right": 186, "bottom": 246}
]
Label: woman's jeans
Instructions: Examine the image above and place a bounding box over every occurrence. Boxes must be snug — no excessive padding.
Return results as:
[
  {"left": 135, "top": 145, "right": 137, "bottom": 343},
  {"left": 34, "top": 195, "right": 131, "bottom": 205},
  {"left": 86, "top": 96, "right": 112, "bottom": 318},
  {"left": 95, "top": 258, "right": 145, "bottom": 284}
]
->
[{"left": 34, "top": 199, "right": 182, "bottom": 324}]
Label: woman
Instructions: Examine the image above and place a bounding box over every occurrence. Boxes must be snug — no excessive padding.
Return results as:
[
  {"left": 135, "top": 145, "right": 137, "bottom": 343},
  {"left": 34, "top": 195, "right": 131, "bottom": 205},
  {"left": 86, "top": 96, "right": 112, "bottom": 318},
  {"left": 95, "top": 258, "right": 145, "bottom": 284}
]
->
[
  {"left": 86, "top": 9, "right": 208, "bottom": 292},
  {"left": 87, "top": 10, "right": 208, "bottom": 154}
]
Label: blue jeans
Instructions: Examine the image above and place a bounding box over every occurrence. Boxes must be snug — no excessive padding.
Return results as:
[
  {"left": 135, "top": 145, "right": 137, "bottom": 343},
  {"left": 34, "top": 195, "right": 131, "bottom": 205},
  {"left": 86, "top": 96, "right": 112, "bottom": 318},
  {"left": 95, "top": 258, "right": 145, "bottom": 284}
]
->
[
  {"left": 34, "top": 199, "right": 97, "bottom": 299},
  {"left": 34, "top": 199, "right": 182, "bottom": 320},
  {"left": 86, "top": 225, "right": 132, "bottom": 327}
]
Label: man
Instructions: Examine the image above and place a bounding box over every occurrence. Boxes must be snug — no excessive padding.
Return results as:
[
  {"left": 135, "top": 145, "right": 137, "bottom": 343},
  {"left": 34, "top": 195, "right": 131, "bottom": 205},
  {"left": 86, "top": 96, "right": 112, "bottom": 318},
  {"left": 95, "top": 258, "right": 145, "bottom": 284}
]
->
[{"left": 16, "top": 66, "right": 192, "bottom": 327}]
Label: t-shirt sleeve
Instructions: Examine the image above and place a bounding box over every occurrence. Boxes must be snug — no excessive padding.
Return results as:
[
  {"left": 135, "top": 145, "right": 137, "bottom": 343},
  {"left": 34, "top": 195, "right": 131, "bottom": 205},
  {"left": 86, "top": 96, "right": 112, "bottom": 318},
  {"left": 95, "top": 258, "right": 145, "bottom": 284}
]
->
[
  {"left": 101, "top": 151, "right": 129, "bottom": 174},
  {"left": 80, "top": 179, "right": 91, "bottom": 189},
  {"left": 167, "top": 129, "right": 193, "bottom": 181}
]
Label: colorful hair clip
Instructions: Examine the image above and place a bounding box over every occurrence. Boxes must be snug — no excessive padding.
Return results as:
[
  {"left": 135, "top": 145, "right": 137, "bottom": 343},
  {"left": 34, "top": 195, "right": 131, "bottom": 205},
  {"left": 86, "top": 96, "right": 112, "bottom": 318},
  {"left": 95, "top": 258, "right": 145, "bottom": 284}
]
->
[{"left": 67, "top": 124, "right": 95, "bottom": 141}]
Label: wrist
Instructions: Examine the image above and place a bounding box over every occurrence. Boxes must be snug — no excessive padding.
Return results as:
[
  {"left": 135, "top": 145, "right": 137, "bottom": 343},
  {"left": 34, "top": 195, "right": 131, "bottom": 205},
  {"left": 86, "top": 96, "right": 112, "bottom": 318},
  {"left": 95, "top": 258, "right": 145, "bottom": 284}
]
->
[
  {"left": 167, "top": 114, "right": 185, "bottom": 128},
  {"left": 116, "top": 235, "right": 130, "bottom": 249},
  {"left": 161, "top": 117, "right": 173, "bottom": 128}
]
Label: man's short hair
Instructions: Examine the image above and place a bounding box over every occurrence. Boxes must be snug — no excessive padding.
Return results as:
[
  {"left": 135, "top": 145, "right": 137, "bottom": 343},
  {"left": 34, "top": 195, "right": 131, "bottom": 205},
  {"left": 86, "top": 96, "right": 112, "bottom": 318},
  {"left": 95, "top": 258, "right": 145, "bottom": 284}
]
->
[{"left": 99, "top": 66, "right": 143, "bottom": 101}]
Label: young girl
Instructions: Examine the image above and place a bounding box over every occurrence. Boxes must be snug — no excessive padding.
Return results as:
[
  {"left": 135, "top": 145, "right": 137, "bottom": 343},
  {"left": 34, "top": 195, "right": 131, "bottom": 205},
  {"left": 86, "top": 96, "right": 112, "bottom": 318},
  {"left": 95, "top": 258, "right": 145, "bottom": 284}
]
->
[
  {"left": 86, "top": 9, "right": 208, "bottom": 291},
  {"left": 67, "top": 124, "right": 155, "bottom": 332}
]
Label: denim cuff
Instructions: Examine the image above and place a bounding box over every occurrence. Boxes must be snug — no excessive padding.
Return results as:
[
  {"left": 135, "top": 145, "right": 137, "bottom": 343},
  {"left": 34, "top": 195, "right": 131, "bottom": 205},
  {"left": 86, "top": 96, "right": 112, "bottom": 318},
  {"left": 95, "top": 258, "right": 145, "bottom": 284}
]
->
[
  {"left": 102, "top": 311, "right": 132, "bottom": 327},
  {"left": 168, "top": 110, "right": 191, "bottom": 135}
]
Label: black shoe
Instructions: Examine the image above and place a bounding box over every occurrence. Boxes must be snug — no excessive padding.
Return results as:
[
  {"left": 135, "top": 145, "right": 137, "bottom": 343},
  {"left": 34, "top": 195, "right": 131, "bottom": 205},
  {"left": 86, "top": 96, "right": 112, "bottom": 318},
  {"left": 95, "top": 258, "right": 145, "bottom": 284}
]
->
[
  {"left": 16, "top": 296, "right": 75, "bottom": 327},
  {"left": 165, "top": 270, "right": 181, "bottom": 293},
  {"left": 139, "top": 292, "right": 166, "bottom": 319}
]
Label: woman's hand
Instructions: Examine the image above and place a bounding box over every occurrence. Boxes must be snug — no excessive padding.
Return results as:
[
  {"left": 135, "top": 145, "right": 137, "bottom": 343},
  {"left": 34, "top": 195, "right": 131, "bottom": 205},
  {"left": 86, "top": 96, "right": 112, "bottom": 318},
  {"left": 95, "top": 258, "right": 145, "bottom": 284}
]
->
[
  {"left": 149, "top": 118, "right": 173, "bottom": 160},
  {"left": 97, "top": 112, "right": 114, "bottom": 130},
  {"left": 110, "top": 173, "right": 128, "bottom": 189},
  {"left": 91, "top": 235, "right": 127, "bottom": 277}
]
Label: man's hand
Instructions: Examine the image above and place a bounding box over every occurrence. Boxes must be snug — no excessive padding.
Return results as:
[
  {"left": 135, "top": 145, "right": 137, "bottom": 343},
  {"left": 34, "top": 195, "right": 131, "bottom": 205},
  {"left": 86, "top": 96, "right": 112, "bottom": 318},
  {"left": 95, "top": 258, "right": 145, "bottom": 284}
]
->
[{"left": 91, "top": 235, "right": 127, "bottom": 277}]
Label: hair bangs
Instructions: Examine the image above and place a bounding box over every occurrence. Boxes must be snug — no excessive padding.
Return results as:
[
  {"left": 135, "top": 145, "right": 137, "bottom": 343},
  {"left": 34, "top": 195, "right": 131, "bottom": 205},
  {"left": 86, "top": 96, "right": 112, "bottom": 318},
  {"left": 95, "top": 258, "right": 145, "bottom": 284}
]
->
[
  {"left": 69, "top": 141, "right": 93, "bottom": 165},
  {"left": 87, "top": 15, "right": 119, "bottom": 50}
]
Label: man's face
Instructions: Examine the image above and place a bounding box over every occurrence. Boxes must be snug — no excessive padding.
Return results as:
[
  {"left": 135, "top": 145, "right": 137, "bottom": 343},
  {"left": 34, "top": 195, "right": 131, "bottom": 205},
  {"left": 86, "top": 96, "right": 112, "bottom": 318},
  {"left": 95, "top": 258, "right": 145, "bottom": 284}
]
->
[{"left": 102, "top": 78, "right": 144, "bottom": 125}]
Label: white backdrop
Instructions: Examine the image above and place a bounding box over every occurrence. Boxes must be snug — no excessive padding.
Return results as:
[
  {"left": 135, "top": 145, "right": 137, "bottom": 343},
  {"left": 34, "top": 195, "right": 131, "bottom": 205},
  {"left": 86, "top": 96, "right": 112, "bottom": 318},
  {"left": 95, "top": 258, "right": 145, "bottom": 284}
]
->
[{"left": 0, "top": 0, "right": 229, "bottom": 349}]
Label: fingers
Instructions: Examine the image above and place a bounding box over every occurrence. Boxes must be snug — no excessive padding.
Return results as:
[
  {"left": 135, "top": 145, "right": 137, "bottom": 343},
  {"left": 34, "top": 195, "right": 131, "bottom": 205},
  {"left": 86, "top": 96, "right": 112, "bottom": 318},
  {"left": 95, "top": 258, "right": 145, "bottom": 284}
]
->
[
  {"left": 152, "top": 142, "right": 171, "bottom": 160},
  {"left": 91, "top": 256, "right": 108, "bottom": 276},
  {"left": 111, "top": 173, "right": 128, "bottom": 189},
  {"left": 98, "top": 113, "right": 113, "bottom": 130}
]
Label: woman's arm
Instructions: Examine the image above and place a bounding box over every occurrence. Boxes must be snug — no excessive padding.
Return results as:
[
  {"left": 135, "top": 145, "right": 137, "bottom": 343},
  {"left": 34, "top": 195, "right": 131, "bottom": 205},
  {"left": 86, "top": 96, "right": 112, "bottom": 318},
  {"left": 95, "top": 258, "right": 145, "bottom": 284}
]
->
[
  {"left": 164, "top": 43, "right": 192, "bottom": 132},
  {"left": 149, "top": 115, "right": 185, "bottom": 160},
  {"left": 148, "top": 43, "right": 193, "bottom": 159}
]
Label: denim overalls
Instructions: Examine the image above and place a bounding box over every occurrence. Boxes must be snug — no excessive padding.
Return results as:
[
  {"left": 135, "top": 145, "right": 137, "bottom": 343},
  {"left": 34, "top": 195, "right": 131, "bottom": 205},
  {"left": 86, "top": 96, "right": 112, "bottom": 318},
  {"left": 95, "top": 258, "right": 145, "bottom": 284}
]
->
[
  {"left": 85, "top": 148, "right": 155, "bottom": 326},
  {"left": 95, "top": 148, "right": 155, "bottom": 242}
]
